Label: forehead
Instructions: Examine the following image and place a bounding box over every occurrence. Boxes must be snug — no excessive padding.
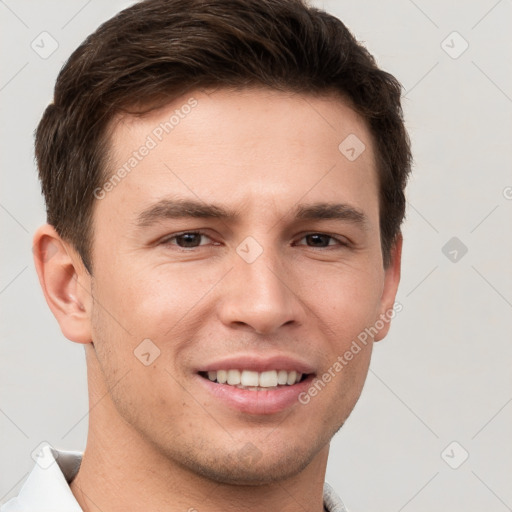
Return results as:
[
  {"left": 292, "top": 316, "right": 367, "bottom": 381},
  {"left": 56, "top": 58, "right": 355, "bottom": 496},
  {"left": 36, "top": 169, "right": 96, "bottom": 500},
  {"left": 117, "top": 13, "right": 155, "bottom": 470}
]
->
[{"left": 100, "top": 88, "right": 378, "bottom": 224}]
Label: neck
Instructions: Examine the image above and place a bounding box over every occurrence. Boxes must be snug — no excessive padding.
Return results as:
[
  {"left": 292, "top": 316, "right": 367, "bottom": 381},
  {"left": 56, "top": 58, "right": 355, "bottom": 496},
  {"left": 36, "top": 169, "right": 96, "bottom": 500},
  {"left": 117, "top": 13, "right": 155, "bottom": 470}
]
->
[{"left": 70, "top": 346, "right": 329, "bottom": 512}]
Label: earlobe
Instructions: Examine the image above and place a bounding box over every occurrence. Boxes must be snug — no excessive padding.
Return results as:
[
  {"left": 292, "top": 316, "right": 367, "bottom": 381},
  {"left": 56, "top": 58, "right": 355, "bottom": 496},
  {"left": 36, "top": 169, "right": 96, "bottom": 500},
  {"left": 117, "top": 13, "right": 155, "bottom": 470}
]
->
[
  {"left": 33, "top": 224, "right": 93, "bottom": 344},
  {"left": 373, "top": 234, "right": 403, "bottom": 342}
]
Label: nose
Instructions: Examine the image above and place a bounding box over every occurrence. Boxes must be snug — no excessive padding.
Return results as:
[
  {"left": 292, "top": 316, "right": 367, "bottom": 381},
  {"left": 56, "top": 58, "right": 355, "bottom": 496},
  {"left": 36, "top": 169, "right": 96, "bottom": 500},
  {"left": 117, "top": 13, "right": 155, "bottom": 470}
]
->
[{"left": 217, "top": 247, "right": 303, "bottom": 335}]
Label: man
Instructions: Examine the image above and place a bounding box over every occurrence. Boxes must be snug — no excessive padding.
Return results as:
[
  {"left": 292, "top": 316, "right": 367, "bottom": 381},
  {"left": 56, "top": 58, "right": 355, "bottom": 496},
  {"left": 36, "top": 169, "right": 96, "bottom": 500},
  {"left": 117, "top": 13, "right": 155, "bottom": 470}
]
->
[{"left": 1, "top": 0, "right": 411, "bottom": 510}]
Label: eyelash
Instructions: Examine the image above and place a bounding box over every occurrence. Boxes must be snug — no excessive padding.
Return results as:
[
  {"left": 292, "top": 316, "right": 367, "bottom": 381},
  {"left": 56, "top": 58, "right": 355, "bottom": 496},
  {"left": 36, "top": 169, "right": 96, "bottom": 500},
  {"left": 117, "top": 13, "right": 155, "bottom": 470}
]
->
[{"left": 160, "top": 231, "right": 350, "bottom": 250}]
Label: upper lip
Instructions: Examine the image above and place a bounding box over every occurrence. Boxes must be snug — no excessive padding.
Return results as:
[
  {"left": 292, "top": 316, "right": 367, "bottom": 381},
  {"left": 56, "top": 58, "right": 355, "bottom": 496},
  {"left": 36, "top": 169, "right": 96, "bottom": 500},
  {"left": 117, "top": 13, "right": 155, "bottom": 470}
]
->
[{"left": 197, "top": 354, "right": 316, "bottom": 374}]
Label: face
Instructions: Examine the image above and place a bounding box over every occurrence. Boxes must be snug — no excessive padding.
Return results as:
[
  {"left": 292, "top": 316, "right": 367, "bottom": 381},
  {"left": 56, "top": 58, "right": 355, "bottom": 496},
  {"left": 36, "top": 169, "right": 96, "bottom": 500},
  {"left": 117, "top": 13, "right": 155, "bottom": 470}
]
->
[{"left": 86, "top": 88, "right": 400, "bottom": 484}]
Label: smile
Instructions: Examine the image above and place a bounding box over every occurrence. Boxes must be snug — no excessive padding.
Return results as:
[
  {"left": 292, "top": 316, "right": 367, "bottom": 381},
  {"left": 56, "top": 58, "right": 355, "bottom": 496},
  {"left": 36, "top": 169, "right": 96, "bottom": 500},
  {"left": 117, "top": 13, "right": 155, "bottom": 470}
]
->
[{"left": 200, "top": 369, "right": 307, "bottom": 390}]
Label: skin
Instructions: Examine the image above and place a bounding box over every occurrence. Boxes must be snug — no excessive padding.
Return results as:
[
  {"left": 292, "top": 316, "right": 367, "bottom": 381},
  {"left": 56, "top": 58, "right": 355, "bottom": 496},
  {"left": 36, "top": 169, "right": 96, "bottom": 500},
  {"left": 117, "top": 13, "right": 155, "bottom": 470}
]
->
[{"left": 33, "top": 87, "right": 401, "bottom": 512}]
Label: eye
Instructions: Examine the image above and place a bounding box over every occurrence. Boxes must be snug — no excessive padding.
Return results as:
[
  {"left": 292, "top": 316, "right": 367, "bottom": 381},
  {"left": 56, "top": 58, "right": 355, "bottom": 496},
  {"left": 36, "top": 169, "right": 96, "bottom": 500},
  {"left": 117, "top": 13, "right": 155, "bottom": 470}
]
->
[
  {"left": 295, "top": 233, "right": 348, "bottom": 248},
  {"left": 161, "top": 231, "right": 213, "bottom": 249}
]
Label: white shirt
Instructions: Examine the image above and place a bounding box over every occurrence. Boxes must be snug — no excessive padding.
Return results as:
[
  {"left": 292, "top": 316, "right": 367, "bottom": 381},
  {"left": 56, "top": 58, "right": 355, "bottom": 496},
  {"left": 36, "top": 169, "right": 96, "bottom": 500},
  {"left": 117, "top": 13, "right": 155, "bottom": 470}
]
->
[{"left": 1, "top": 444, "right": 348, "bottom": 512}]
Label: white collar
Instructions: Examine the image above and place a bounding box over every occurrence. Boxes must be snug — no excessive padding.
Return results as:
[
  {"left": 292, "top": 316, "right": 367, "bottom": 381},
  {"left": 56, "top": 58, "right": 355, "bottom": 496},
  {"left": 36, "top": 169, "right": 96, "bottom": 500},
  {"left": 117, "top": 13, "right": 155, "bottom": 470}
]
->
[{"left": 1, "top": 444, "right": 82, "bottom": 512}]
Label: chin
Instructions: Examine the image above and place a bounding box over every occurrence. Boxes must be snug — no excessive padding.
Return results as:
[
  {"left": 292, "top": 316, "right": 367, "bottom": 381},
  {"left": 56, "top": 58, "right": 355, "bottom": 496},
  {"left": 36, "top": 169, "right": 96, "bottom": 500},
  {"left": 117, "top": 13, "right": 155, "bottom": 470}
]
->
[
  {"left": 187, "top": 450, "right": 314, "bottom": 485},
  {"left": 170, "top": 429, "right": 334, "bottom": 486}
]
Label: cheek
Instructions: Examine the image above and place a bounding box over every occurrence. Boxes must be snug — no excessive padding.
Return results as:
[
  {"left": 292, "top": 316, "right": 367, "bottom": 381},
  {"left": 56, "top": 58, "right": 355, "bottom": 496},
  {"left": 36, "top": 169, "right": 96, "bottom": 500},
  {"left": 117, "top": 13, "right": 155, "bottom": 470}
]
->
[
  {"left": 92, "top": 259, "right": 223, "bottom": 340},
  {"left": 106, "top": 366, "right": 189, "bottom": 441},
  {"left": 300, "top": 261, "right": 384, "bottom": 334},
  {"left": 90, "top": 300, "right": 191, "bottom": 428}
]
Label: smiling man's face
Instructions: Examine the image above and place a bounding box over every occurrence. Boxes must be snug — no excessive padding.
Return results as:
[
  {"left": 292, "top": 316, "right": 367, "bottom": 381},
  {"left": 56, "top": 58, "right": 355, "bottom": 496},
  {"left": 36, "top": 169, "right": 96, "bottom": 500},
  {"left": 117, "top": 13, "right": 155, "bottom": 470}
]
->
[{"left": 84, "top": 87, "right": 400, "bottom": 484}]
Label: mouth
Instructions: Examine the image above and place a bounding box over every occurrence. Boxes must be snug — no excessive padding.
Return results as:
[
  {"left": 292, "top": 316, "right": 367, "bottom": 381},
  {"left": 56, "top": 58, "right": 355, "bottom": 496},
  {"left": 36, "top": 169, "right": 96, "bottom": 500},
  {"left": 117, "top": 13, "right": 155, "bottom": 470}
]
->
[
  {"left": 198, "top": 369, "right": 309, "bottom": 391},
  {"left": 196, "top": 358, "right": 316, "bottom": 414}
]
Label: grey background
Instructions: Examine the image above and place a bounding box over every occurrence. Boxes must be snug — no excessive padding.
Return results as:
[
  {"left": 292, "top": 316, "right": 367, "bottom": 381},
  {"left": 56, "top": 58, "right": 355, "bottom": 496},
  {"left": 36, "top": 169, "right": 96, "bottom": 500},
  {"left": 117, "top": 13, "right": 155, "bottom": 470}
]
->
[{"left": 1, "top": 1, "right": 511, "bottom": 510}]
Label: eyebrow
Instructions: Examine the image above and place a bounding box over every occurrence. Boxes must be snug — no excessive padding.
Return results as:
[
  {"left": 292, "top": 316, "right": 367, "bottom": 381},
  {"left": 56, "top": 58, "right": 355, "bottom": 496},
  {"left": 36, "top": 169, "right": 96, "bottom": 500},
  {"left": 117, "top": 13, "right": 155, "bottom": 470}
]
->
[
  {"left": 136, "top": 198, "right": 368, "bottom": 229},
  {"left": 295, "top": 202, "right": 367, "bottom": 226},
  {"left": 136, "top": 199, "right": 236, "bottom": 226}
]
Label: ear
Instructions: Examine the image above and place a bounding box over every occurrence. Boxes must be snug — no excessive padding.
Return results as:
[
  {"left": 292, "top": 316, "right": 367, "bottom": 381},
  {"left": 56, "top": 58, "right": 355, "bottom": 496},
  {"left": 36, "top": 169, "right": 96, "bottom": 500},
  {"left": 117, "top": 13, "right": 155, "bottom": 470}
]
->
[
  {"left": 33, "top": 224, "right": 93, "bottom": 344},
  {"left": 373, "top": 233, "right": 402, "bottom": 342}
]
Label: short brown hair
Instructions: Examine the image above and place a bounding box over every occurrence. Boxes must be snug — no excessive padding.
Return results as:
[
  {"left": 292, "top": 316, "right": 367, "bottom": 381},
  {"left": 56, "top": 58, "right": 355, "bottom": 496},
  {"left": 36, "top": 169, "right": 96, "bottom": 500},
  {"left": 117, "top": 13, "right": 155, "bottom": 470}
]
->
[{"left": 35, "top": 0, "right": 411, "bottom": 272}]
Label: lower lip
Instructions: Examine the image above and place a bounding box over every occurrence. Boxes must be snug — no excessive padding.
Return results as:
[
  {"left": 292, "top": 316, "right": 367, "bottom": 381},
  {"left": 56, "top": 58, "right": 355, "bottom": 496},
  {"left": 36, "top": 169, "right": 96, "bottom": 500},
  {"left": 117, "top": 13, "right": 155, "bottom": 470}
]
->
[{"left": 196, "top": 374, "right": 314, "bottom": 415}]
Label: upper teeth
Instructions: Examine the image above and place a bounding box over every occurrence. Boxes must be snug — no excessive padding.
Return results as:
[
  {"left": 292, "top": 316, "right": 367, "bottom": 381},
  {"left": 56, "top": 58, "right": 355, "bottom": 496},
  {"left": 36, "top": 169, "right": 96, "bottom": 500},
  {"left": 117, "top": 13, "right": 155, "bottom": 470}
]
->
[{"left": 207, "top": 369, "right": 302, "bottom": 388}]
